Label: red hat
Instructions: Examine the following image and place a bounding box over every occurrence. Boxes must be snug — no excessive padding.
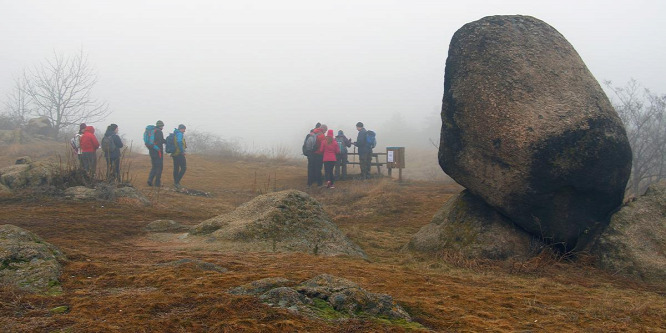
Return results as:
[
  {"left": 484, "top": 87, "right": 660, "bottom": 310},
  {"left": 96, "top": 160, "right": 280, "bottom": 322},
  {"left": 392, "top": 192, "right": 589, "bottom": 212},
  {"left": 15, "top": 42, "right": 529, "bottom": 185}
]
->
[{"left": 326, "top": 129, "right": 334, "bottom": 137}]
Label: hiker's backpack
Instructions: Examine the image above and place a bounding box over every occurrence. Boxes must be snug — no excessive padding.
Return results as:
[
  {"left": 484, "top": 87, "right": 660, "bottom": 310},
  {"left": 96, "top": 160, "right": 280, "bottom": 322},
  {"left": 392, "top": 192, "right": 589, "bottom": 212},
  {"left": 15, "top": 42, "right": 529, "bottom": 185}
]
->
[
  {"left": 302, "top": 133, "right": 317, "bottom": 156},
  {"left": 101, "top": 135, "right": 116, "bottom": 154},
  {"left": 165, "top": 132, "right": 176, "bottom": 154},
  {"left": 366, "top": 130, "right": 376, "bottom": 149},
  {"left": 336, "top": 137, "right": 348, "bottom": 154},
  {"left": 143, "top": 125, "right": 157, "bottom": 150},
  {"left": 70, "top": 134, "right": 81, "bottom": 153}
]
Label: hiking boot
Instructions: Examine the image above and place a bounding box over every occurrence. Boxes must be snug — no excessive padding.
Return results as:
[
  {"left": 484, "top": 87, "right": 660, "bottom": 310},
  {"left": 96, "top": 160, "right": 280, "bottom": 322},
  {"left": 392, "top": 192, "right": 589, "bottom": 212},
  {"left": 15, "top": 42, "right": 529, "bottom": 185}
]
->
[
  {"left": 329, "top": 185, "right": 335, "bottom": 189},
  {"left": 147, "top": 181, "right": 153, "bottom": 187},
  {"left": 326, "top": 181, "right": 331, "bottom": 188},
  {"left": 174, "top": 183, "right": 181, "bottom": 189}
]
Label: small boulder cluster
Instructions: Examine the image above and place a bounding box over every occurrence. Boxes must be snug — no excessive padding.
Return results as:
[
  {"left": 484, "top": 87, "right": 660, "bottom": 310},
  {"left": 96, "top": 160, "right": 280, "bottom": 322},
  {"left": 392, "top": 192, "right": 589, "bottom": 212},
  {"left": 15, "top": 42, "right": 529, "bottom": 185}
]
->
[{"left": 229, "top": 274, "right": 412, "bottom": 322}]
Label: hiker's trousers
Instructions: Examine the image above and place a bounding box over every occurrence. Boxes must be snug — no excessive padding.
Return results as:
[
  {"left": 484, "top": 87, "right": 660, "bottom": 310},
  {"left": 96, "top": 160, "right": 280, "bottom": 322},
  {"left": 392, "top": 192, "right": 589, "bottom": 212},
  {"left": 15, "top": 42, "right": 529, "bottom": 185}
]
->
[
  {"left": 172, "top": 154, "right": 187, "bottom": 185},
  {"left": 148, "top": 150, "right": 164, "bottom": 186}
]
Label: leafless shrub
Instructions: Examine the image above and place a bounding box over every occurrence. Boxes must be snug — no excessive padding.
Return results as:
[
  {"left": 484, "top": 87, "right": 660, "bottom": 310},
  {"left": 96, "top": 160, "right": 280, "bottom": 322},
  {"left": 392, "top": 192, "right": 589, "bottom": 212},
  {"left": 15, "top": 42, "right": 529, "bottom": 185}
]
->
[{"left": 606, "top": 80, "right": 666, "bottom": 196}]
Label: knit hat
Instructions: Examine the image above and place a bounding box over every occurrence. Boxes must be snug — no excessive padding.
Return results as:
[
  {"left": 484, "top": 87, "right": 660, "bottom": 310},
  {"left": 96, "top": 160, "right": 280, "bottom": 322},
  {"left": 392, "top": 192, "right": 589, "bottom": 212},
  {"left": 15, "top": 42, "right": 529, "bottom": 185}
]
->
[
  {"left": 327, "top": 129, "right": 334, "bottom": 137},
  {"left": 178, "top": 124, "right": 186, "bottom": 130},
  {"left": 338, "top": 130, "right": 344, "bottom": 136},
  {"left": 156, "top": 120, "right": 164, "bottom": 127},
  {"left": 79, "top": 123, "right": 87, "bottom": 130},
  {"left": 356, "top": 122, "right": 363, "bottom": 128}
]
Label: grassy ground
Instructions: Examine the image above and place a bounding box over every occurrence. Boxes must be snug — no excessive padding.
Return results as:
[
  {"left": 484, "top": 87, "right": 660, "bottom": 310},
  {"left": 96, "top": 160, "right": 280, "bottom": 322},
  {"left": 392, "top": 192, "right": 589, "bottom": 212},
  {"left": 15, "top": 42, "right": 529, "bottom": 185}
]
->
[{"left": 0, "top": 148, "right": 664, "bottom": 332}]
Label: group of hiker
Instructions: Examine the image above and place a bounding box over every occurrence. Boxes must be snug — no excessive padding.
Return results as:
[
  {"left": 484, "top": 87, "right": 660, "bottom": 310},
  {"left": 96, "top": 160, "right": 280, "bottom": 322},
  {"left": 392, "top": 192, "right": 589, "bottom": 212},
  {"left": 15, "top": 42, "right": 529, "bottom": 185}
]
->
[
  {"left": 303, "top": 121, "right": 376, "bottom": 188},
  {"left": 70, "top": 121, "right": 188, "bottom": 189}
]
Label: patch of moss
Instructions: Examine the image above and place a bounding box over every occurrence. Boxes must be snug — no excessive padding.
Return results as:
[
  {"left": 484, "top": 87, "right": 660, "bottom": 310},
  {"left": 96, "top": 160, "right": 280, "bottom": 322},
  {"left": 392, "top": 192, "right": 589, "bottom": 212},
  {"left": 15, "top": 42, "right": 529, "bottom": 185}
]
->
[
  {"left": 310, "top": 298, "right": 346, "bottom": 320},
  {"left": 50, "top": 305, "right": 69, "bottom": 314}
]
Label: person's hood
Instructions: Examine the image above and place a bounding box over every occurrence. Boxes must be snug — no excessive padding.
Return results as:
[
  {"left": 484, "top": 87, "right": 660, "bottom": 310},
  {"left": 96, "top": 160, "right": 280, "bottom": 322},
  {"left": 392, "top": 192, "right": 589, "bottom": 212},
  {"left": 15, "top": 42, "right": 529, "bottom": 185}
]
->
[
  {"left": 104, "top": 129, "right": 115, "bottom": 137},
  {"left": 85, "top": 126, "right": 95, "bottom": 134}
]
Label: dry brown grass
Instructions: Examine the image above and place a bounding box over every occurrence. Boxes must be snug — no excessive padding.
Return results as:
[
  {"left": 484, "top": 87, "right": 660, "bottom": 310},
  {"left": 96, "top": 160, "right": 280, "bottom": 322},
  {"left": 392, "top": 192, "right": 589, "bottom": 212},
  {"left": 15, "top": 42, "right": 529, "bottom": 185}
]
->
[{"left": 0, "top": 151, "right": 664, "bottom": 332}]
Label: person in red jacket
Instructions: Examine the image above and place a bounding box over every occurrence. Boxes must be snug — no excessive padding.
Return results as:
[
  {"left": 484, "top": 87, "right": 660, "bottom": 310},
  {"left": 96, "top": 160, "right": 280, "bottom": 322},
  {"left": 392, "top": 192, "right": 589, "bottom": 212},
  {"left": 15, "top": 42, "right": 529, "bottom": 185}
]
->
[
  {"left": 79, "top": 126, "right": 99, "bottom": 177},
  {"left": 317, "top": 129, "right": 341, "bottom": 188}
]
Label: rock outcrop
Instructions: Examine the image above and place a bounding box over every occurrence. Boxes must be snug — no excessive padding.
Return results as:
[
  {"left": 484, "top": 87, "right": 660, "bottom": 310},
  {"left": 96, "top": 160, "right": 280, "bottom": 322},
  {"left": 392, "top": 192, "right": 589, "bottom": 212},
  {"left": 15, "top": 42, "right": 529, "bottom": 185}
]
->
[
  {"left": 230, "top": 274, "right": 412, "bottom": 322},
  {"left": 0, "top": 159, "right": 57, "bottom": 190},
  {"left": 63, "top": 185, "right": 149, "bottom": 206},
  {"left": 407, "top": 190, "right": 544, "bottom": 260},
  {"left": 191, "top": 190, "right": 366, "bottom": 259},
  {"left": 439, "top": 15, "right": 631, "bottom": 249},
  {"left": 25, "top": 116, "right": 53, "bottom": 138},
  {"left": 0, "top": 224, "right": 65, "bottom": 294},
  {"left": 590, "top": 182, "right": 666, "bottom": 284}
]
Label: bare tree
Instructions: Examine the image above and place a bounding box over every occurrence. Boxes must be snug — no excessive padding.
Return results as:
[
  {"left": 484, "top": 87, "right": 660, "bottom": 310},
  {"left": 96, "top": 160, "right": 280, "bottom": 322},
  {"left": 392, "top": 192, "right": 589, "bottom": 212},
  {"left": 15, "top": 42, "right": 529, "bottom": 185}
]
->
[
  {"left": 606, "top": 79, "right": 666, "bottom": 196},
  {"left": 23, "top": 50, "right": 109, "bottom": 137},
  {"left": 1, "top": 75, "right": 32, "bottom": 129}
]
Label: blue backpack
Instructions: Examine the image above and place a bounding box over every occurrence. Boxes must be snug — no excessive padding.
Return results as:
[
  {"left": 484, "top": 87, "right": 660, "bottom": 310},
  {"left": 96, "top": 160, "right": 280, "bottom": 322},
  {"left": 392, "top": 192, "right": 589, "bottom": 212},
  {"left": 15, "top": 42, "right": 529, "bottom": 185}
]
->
[
  {"left": 165, "top": 132, "right": 176, "bottom": 154},
  {"left": 336, "top": 137, "right": 348, "bottom": 154},
  {"left": 143, "top": 125, "right": 157, "bottom": 150},
  {"left": 366, "top": 130, "right": 376, "bottom": 149}
]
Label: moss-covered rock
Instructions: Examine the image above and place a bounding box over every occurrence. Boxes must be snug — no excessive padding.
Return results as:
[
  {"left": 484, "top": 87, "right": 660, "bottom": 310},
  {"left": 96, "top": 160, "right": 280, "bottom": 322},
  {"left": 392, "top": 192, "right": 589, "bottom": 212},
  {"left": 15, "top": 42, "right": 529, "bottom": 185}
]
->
[
  {"left": 191, "top": 190, "right": 367, "bottom": 259},
  {"left": 0, "top": 224, "right": 65, "bottom": 294},
  {"left": 230, "top": 274, "right": 413, "bottom": 325}
]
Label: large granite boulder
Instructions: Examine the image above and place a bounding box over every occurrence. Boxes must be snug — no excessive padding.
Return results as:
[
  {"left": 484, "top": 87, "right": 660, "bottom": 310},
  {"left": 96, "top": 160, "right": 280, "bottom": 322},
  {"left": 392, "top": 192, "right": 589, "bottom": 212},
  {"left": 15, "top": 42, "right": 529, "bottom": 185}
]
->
[
  {"left": 407, "top": 190, "right": 543, "bottom": 260},
  {"left": 0, "top": 224, "right": 65, "bottom": 294},
  {"left": 439, "top": 15, "right": 632, "bottom": 249},
  {"left": 590, "top": 182, "right": 666, "bottom": 284},
  {"left": 191, "top": 190, "right": 367, "bottom": 259}
]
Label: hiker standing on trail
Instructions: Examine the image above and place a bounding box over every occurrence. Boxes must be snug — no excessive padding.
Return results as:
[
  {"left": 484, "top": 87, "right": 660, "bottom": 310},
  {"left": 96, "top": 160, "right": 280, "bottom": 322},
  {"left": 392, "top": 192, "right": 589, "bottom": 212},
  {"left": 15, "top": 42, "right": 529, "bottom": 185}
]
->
[
  {"left": 79, "top": 125, "right": 99, "bottom": 177},
  {"left": 334, "top": 130, "right": 352, "bottom": 180},
  {"left": 70, "top": 123, "right": 87, "bottom": 167},
  {"left": 354, "top": 122, "right": 372, "bottom": 179},
  {"left": 313, "top": 124, "right": 327, "bottom": 186},
  {"left": 317, "top": 129, "right": 340, "bottom": 188},
  {"left": 304, "top": 125, "right": 320, "bottom": 187},
  {"left": 103, "top": 124, "right": 124, "bottom": 182},
  {"left": 171, "top": 124, "right": 187, "bottom": 189},
  {"left": 147, "top": 120, "right": 166, "bottom": 187}
]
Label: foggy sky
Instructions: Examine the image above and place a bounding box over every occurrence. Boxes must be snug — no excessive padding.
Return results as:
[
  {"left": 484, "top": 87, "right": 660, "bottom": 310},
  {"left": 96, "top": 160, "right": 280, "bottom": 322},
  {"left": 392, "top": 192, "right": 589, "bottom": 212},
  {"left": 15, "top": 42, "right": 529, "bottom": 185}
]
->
[{"left": 2, "top": 0, "right": 665, "bottom": 153}]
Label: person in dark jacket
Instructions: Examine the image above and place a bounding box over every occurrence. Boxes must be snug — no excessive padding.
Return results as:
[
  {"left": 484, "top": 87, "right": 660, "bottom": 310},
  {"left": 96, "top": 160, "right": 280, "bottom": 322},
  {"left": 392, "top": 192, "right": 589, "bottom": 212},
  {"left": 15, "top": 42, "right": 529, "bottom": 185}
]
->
[
  {"left": 103, "top": 124, "right": 124, "bottom": 182},
  {"left": 79, "top": 126, "right": 99, "bottom": 177},
  {"left": 353, "top": 122, "right": 371, "bottom": 179},
  {"left": 334, "top": 130, "right": 352, "bottom": 180},
  {"left": 147, "top": 120, "right": 166, "bottom": 187}
]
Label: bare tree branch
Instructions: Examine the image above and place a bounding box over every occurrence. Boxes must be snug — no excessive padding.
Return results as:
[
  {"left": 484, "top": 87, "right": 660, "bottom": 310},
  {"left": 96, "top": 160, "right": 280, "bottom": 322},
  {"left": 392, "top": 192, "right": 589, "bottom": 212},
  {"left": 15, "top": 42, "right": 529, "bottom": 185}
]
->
[
  {"left": 23, "top": 49, "right": 110, "bottom": 137},
  {"left": 606, "top": 80, "right": 666, "bottom": 196}
]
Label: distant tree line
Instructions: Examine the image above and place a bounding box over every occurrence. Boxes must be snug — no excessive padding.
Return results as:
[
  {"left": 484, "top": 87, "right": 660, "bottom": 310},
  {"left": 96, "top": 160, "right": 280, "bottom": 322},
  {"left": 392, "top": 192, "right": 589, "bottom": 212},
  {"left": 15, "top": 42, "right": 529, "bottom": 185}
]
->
[
  {"left": 606, "top": 80, "right": 666, "bottom": 196},
  {"left": 1, "top": 49, "right": 109, "bottom": 138}
]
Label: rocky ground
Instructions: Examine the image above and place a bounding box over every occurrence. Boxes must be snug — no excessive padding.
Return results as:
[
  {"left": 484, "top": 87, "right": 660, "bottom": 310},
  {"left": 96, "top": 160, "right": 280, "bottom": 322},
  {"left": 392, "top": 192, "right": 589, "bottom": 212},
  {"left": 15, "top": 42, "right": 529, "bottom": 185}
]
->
[{"left": 0, "top": 151, "right": 664, "bottom": 332}]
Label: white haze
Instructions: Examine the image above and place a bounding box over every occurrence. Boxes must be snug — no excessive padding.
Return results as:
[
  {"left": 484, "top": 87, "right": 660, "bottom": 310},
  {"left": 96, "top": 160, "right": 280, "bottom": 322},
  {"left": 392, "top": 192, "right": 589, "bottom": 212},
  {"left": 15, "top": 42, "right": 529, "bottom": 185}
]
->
[{"left": 1, "top": 0, "right": 665, "bottom": 154}]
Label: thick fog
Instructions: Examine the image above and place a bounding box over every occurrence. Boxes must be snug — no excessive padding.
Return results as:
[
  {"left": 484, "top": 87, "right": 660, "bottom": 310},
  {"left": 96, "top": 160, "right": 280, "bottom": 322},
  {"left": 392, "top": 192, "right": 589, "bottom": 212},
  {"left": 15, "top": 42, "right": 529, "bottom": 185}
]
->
[{"left": 2, "top": 1, "right": 665, "bottom": 154}]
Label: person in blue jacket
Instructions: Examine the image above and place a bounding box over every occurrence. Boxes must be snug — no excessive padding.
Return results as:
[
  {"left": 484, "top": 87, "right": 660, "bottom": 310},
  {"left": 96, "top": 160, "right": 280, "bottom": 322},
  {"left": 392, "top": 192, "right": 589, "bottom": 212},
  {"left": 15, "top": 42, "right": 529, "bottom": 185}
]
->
[{"left": 171, "top": 124, "right": 188, "bottom": 189}]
